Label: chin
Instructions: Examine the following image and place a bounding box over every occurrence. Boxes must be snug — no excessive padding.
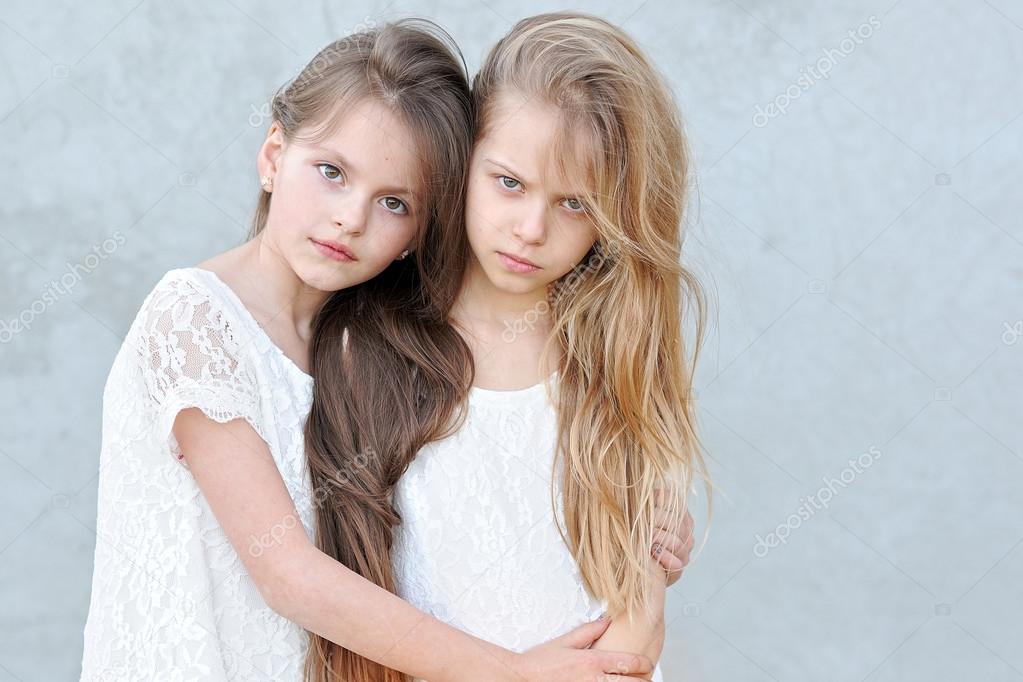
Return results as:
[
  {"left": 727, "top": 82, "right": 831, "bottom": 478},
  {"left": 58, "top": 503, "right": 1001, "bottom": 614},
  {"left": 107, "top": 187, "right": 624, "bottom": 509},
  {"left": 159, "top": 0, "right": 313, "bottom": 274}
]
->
[
  {"left": 487, "top": 268, "right": 548, "bottom": 296},
  {"left": 295, "top": 260, "right": 354, "bottom": 294}
]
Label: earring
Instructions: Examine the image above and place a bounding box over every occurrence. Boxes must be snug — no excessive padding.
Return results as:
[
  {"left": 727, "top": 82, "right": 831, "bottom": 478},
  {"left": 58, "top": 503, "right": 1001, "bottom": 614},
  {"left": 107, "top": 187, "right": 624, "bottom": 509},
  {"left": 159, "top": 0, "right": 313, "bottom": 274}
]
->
[
  {"left": 261, "top": 176, "right": 273, "bottom": 191},
  {"left": 396, "top": 249, "right": 410, "bottom": 261}
]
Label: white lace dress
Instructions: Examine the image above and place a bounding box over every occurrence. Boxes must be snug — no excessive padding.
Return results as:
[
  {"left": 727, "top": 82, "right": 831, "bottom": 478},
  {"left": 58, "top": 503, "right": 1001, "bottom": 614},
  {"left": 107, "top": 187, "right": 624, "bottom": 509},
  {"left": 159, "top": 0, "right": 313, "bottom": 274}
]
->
[
  {"left": 392, "top": 380, "right": 664, "bottom": 682},
  {"left": 80, "top": 268, "right": 316, "bottom": 681}
]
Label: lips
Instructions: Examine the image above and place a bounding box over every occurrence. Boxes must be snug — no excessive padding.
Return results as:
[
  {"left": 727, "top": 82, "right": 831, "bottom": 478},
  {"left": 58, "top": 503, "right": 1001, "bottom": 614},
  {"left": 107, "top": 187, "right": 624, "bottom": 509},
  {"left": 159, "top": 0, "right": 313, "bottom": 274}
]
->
[
  {"left": 497, "top": 251, "right": 540, "bottom": 273},
  {"left": 311, "top": 238, "right": 357, "bottom": 262}
]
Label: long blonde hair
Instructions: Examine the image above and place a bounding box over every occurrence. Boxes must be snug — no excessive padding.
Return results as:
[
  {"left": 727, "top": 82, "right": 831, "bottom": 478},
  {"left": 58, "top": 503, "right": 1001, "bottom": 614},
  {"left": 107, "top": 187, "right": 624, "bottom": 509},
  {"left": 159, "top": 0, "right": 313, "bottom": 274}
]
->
[{"left": 473, "top": 12, "right": 711, "bottom": 617}]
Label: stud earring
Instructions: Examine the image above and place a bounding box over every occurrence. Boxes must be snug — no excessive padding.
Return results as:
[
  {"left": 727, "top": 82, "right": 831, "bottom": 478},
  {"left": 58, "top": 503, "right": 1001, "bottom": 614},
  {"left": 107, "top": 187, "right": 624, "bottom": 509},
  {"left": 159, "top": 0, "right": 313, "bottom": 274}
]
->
[
  {"left": 261, "top": 176, "right": 273, "bottom": 191},
  {"left": 396, "top": 249, "right": 410, "bottom": 261}
]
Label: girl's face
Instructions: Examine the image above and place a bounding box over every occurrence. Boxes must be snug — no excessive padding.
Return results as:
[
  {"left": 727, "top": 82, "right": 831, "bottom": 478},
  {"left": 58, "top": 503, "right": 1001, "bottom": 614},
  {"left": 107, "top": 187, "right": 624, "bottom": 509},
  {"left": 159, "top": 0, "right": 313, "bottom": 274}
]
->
[
  {"left": 257, "top": 99, "right": 421, "bottom": 293},
  {"left": 464, "top": 92, "right": 598, "bottom": 297}
]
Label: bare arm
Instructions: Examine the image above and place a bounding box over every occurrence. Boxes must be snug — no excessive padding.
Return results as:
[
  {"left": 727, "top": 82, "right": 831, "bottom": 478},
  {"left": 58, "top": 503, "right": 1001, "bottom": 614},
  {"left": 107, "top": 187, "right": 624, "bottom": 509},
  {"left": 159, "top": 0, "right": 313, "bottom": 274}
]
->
[
  {"left": 590, "top": 558, "right": 666, "bottom": 674},
  {"left": 173, "top": 409, "right": 655, "bottom": 682}
]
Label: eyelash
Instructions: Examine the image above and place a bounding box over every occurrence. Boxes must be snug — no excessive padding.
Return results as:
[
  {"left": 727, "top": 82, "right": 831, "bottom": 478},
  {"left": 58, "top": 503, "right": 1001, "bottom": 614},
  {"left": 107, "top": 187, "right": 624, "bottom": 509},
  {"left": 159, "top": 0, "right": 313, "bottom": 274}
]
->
[
  {"left": 497, "top": 175, "right": 522, "bottom": 191},
  {"left": 380, "top": 197, "right": 408, "bottom": 215},
  {"left": 561, "top": 198, "right": 585, "bottom": 213},
  {"left": 495, "top": 175, "right": 585, "bottom": 214},
  {"left": 317, "top": 163, "right": 409, "bottom": 216},
  {"left": 317, "top": 163, "right": 346, "bottom": 184}
]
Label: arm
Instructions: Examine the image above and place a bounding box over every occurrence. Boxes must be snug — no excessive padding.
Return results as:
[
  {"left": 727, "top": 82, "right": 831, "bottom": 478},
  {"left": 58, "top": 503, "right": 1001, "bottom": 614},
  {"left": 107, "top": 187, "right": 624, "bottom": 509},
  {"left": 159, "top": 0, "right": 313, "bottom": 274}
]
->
[
  {"left": 591, "top": 558, "right": 666, "bottom": 673},
  {"left": 173, "top": 409, "right": 655, "bottom": 682}
]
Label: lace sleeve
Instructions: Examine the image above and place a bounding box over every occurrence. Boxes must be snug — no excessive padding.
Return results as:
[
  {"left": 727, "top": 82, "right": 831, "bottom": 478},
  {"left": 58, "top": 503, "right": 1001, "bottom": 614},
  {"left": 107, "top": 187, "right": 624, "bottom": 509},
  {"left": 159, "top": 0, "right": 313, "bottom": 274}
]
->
[{"left": 136, "top": 275, "right": 268, "bottom": 464}]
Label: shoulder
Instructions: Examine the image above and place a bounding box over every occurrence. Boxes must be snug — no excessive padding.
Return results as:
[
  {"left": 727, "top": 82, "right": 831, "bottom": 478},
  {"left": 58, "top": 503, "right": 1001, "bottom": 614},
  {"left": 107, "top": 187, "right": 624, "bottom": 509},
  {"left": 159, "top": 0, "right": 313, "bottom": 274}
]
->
[
  {"left": 143, "top": 267, "right": 227, "bottom": 314},
  {"left": 129, "top": 267, "right": 258, "bottom": 373},
  {"left": 134, "top": 268, "right": 241, "bottom": 336}
]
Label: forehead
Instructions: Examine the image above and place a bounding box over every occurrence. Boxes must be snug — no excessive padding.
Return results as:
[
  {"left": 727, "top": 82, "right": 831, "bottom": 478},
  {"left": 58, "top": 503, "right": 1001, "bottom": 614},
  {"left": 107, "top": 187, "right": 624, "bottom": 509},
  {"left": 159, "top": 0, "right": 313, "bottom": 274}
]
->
[
  {"left": 300, "top": 98, "right": 421, "bottom": 188},
  {"left": 476, "top": 92, "right": 594, "bottom": 189}
]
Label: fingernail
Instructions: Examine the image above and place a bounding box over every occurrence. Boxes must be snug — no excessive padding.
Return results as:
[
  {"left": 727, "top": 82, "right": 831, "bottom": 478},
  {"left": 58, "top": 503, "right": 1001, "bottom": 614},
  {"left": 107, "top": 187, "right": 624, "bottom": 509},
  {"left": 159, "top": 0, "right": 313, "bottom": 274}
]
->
[{"left": 598, "top": 612, "right": 609, "bottom": 621}]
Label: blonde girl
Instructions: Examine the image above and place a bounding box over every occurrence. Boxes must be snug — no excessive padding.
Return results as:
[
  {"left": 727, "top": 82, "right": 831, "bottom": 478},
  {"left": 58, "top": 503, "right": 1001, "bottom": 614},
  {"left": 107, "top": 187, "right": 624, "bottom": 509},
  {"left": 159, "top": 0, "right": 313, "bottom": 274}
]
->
[
  {"left": 80, "top": 20, "right": 671, "bottom": 682},
  {"left": 307, "top": 12, "right": 707, "bottom": 682}
]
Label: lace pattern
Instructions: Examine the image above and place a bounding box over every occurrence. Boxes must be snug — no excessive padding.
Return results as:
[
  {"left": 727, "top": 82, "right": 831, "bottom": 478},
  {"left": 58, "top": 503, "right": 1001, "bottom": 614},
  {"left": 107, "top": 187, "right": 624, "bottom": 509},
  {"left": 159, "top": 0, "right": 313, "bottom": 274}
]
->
[
  {"left": 81, "top": 268, "right": 315, "bottom": 681},
  {"left": 392, "top": 381, "right": 664, "bottom": 682}
]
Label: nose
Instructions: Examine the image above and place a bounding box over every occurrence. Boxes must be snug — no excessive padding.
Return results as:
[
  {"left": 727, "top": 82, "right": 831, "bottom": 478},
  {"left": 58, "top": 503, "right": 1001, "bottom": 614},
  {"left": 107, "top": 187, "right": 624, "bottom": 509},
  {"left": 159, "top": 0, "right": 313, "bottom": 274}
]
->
[
  {"left": 511, "top": 201, "right": 547, "bottom": 245},
  {"left": 333, "top": 195, "right": 368, "bottom": 237}
]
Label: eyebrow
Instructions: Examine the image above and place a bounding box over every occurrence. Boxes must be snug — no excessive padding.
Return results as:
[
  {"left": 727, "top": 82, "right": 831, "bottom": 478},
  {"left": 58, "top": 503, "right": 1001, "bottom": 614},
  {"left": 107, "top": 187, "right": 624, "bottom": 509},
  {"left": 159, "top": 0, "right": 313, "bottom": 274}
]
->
[
  {"left": 313, "top": 146, "right": 415, "bottom": 198},
  {"left": 483, "top": 158, "right": 534, "bottom": 186},
  {"left": 483, "top": 157, "right": 587, "bottom": 198}
]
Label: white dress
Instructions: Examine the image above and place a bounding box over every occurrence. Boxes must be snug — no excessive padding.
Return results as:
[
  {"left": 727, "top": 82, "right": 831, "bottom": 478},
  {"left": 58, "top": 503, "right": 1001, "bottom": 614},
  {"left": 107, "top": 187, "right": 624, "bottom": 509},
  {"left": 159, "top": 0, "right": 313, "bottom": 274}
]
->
[
  {"left": 392, "top": 380, "right": 664, "bottom": 682},
  {"left": 80, "top": 268, "right": 316, "bottom": 681}
]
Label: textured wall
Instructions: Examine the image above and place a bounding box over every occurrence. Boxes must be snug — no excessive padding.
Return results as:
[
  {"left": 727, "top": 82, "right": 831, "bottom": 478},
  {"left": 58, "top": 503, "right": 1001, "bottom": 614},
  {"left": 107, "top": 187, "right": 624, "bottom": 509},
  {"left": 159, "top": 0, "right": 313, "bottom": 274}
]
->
[{"left": 1, "top": 1, "right": 1021, "bottom": 680}]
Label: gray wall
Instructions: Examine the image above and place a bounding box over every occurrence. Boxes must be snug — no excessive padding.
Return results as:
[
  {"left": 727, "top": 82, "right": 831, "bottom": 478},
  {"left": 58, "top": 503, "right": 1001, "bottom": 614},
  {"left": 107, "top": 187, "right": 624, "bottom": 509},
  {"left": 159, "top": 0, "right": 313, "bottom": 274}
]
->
[{"left": 2, "top": 1, "right": 1021, "bottom": 680}]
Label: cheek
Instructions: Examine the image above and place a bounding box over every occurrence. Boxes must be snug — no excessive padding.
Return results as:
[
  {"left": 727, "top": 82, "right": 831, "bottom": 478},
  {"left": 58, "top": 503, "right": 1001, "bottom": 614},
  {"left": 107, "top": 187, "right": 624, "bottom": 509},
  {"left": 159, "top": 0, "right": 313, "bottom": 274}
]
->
[
  {"left": 365, "top": 218, "right": 417, "bottom": 263},
  {"left": 553, "top": 224, "right": 598, "bottom": 271},
  {"left": 573, "top": 229, "right": 598, "bottom": 259},
  {"left": 465, "top": 180, "right": 500, "bottom": 235},
  {"left": 463, "top": 208, "right": 491, "bottom": 257},
  {"left": 464, "top": 212, "right": 485, "bottom": 245},
  {"left": 269, "top": 179, "right": 320, "bottom": 232}
]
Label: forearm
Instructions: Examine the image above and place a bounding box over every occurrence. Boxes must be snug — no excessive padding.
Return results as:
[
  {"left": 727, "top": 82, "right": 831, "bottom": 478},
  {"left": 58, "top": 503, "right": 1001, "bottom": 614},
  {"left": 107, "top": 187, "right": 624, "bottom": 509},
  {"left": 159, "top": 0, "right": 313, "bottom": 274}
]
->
[
  {"left": 591, "top": 558, "right": 666, "bottom": 665},
  {"left": 265, "top": 544, "right": 516, "bottom": 682},
  {"left": 174, "top": 413, "right": 521, "bottom": 682}
]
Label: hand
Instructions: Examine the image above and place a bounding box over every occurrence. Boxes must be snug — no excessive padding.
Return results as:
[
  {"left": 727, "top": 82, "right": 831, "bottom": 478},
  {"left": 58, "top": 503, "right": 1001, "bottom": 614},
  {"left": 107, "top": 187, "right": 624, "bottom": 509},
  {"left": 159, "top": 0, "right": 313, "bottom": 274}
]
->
[
  {"left": 507, "top": 618, "right": 656, "bottom": 681},
  {"left": 650, "top": 489, "right": 695, "bottom": 586}
]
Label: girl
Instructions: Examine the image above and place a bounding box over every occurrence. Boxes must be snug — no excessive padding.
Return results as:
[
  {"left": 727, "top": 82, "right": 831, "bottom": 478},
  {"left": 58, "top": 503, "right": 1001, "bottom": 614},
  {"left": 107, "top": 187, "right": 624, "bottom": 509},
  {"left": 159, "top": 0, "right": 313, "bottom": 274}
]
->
[
  {"left": 81, "top": 19, "right": 685, "bottom": 682},
  {"left": 307, "top": 12, "right": 708, "bottom": 682}
]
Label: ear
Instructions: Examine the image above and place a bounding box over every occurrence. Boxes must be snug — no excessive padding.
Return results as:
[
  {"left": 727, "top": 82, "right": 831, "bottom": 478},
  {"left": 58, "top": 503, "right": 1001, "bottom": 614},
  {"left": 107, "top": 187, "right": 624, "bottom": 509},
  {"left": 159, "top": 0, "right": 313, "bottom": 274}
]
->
[{"left": 256, "top": 121, "right": 285, "bottom": 185}]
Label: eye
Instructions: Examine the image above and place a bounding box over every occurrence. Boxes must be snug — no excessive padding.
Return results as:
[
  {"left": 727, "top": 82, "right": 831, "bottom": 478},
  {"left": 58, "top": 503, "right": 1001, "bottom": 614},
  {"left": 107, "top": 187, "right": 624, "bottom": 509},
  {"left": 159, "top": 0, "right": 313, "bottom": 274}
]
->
[
  {"left": 380, "top": 196, "right": 408, "bottom": 215},
  {"left": 497, "top": 175, "right": 522, "bottom": 191},
  {"left": 317, "top": 163, "right": 345, "bottom": 183},
  {"left": 561, "top": 197, "right": 585, "bottom": 213}
]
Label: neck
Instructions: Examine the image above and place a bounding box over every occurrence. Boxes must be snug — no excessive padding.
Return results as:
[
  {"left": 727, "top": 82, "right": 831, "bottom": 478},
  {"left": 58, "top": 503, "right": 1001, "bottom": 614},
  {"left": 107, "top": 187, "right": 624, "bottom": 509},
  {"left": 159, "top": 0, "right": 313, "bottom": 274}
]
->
[
  {"left": 239, "top": 237, "right": 329, "bottom": 339},
  {"left": 454, "top": 256, "right": 551, "bottom": 330}
]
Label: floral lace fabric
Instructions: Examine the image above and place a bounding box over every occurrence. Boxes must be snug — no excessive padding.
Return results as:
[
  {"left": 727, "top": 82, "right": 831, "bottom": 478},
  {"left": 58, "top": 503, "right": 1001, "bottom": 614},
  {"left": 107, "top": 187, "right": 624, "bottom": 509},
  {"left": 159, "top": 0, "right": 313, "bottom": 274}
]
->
[{"left": 80, "top": 268, "right": 315, "bottom": 681}]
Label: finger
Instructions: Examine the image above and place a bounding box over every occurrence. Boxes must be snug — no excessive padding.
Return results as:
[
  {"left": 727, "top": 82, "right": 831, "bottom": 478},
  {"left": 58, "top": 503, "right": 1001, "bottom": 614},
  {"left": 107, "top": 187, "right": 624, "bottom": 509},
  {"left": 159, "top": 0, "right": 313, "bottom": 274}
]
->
[
  {"left": 658, "top": 549, "right": 686, "bottom": 583},
  {"left": 652, "top": 507, "right": 694, "bottom": 536},
  {"left": 672, "top": 529, "right": 695, "bottom": 566},
  {"left": 683, "top": 508, "right": 695, "bottom": 535},
  {"left": 652, "top": 528, "right": 686, "bottom": 558},
  {"left": 652, "top": 537, "right": 687, "bottom": 572},
  {"left": 652, "top": 516, "right": 696, "bottom": 557},
  {"left": 664, "top": 561, "right": 684, "bottom": 586},
  {"left": 550, "top": 617, "right": 611, "bottom": 649}
]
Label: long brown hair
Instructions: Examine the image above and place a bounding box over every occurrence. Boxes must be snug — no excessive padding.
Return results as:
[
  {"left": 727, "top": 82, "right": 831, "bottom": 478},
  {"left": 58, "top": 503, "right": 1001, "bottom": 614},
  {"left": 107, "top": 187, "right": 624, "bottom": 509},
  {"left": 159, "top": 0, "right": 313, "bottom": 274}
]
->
[
  {"left": 472, "top": 12, "right": 711, "bottom": 617},
  {"left": 259, "top": 21, "right": 475, "bottom": 682}
]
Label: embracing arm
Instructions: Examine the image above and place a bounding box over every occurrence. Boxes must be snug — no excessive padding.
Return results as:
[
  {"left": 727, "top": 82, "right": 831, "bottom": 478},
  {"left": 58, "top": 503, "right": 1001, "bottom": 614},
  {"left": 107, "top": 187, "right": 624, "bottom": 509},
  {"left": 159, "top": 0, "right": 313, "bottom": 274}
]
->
[
  {"left": 593, "top": 490, "right": 693, "bottom": 673},
  {"left": 173, "top": 409, "right": 655, "bottom": 682},
  {"left": 591, "top": 558, "right": 666, "bottom": 672}
]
